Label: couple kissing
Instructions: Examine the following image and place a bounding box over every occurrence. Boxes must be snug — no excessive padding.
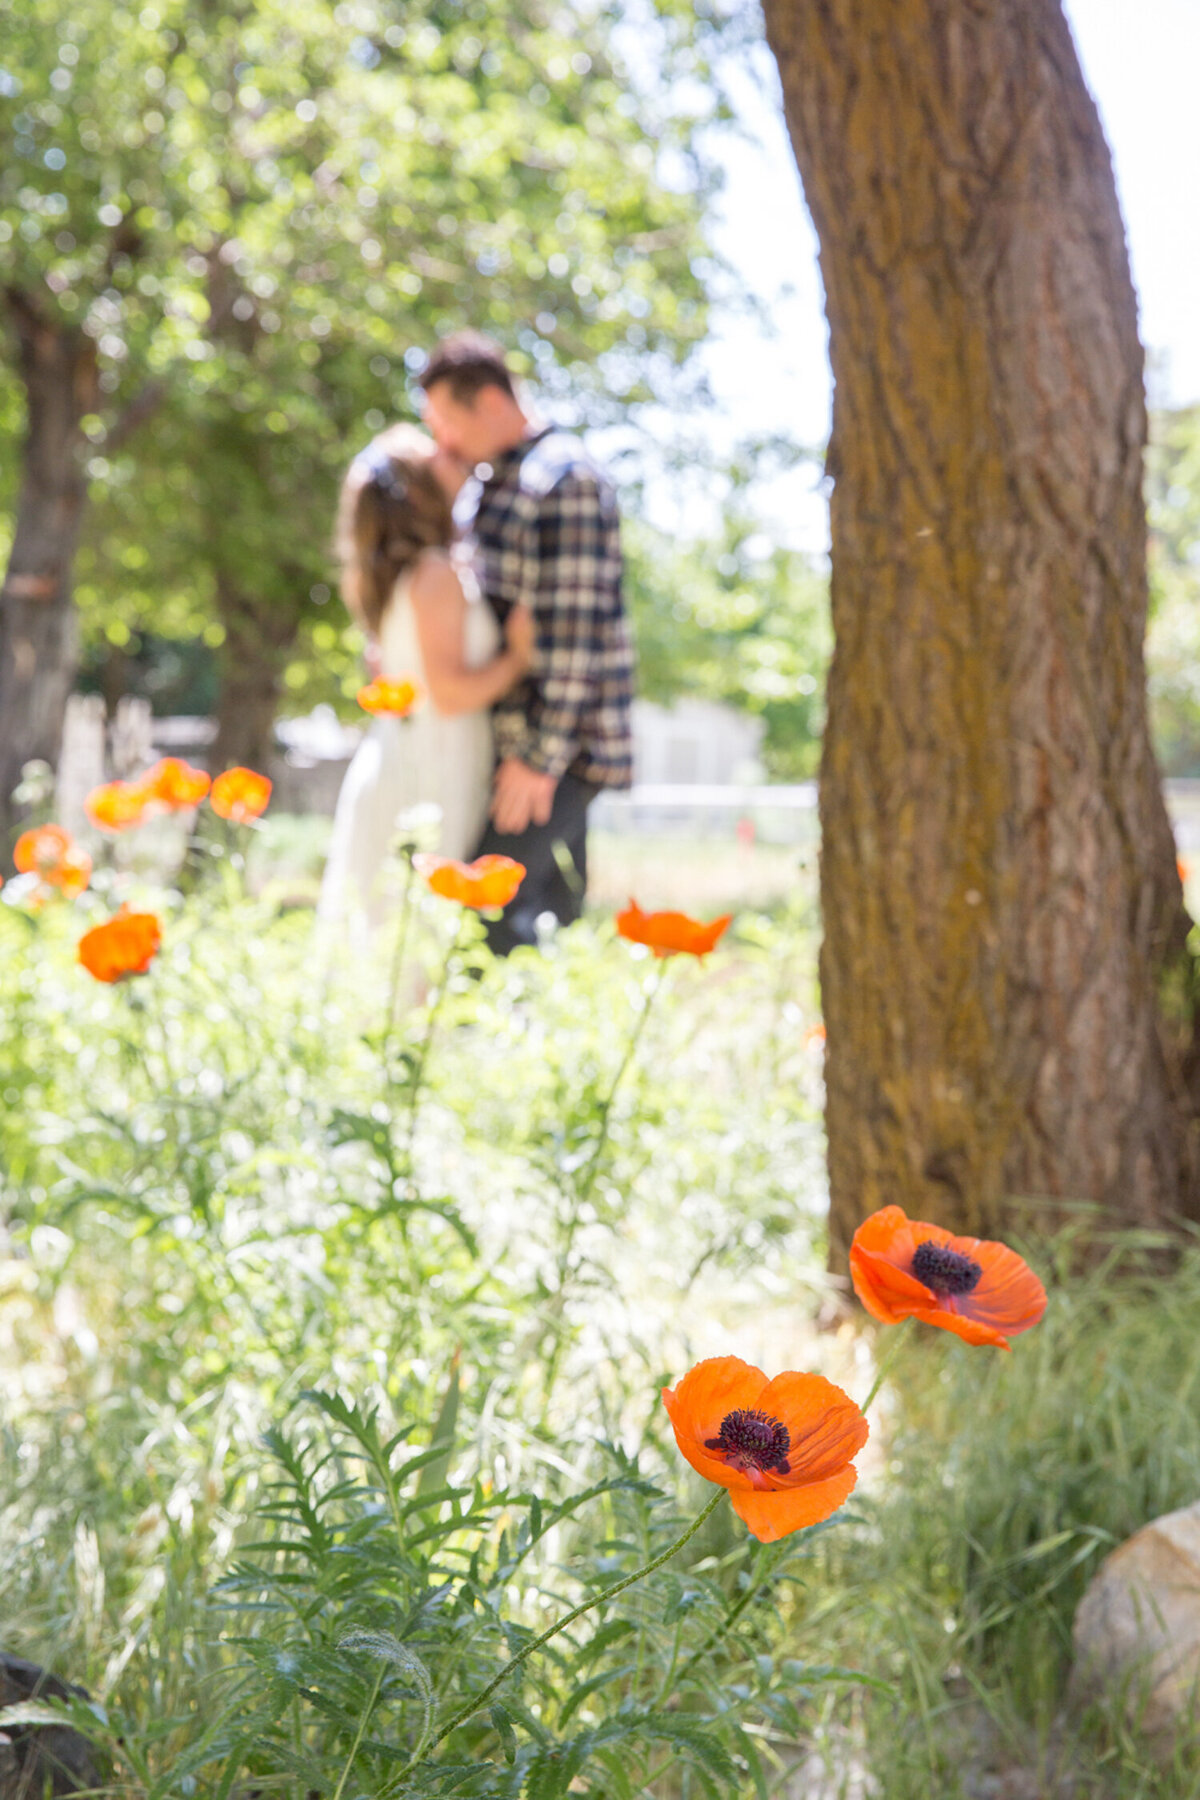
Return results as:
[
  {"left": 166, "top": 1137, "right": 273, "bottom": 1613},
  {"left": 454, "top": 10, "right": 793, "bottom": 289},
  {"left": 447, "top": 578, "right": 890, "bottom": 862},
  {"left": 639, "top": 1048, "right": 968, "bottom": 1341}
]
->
[{"left": 318, "top": 330, "right": 633, "bottom": 955}]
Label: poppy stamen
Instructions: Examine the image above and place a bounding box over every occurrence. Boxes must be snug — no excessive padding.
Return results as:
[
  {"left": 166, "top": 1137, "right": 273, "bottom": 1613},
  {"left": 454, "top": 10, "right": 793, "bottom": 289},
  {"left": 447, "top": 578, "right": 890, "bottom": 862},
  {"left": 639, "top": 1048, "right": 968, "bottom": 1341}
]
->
[
  {"left": 705, "top": 1408, "right": 791, "bottom": 1476},
  {"left": 911, "top": 1240, "right": 983, "bottom": 1297}
]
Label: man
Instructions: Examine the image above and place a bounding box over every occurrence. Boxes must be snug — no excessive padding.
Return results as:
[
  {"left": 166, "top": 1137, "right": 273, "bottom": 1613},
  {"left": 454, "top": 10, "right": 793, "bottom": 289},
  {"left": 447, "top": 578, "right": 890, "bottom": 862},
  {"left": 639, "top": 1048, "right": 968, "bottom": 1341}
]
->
[{"left": 419, "top": 333, "right": 634, "bottom": 953}]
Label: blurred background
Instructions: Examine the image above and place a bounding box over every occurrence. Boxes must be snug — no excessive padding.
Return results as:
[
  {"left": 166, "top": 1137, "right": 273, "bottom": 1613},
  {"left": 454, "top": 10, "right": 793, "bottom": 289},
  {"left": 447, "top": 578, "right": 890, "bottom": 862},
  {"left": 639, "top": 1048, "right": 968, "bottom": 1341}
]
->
[
  {"left": 2, "top": 0, "right": 1198, "bottom": 912},
  {"left": 7, "top": 11, "right": 1200, "bottom": 1793}
]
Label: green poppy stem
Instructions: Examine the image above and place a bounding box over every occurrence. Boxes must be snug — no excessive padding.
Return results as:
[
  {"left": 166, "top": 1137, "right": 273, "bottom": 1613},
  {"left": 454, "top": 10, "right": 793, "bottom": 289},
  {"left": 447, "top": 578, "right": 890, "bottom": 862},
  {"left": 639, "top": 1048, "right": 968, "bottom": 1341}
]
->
[
  {"left": 575, "top": 955, "right": 669, "bottom": 1214},
  {"left": 858, "top": 1315, "right": 915, "bottom": 1415},
  {"left": 541, "top": 956, "right": 669, "bottom": 1391},
  {"left": 381, "top": 849, "right": 415, "bottom": 1079},
  {"left": 403, "top": 909, "right": 469, "bottom": 1169},
  {"left": 672, "top": 1536, "right": 783, "bottom": 1689},
  {"left": 429, "top": 1485, "right": 726, "bottom": 1752}
]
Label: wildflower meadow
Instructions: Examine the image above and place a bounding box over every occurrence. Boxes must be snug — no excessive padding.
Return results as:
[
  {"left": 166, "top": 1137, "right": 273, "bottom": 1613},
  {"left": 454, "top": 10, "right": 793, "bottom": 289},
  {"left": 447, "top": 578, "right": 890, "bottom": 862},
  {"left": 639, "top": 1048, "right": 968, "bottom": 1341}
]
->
[{"left": 4, "top": 773, "right": 1200, "bottom": 1799}]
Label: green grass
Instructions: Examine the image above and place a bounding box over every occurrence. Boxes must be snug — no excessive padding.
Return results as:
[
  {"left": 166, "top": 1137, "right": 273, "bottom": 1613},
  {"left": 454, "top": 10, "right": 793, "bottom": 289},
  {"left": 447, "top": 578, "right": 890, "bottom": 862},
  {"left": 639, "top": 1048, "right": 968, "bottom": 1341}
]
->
[
  {"left": 3, "top": 866, "right": 1200, "bottom": 1795},
  {"left": 229, "top": 812, "right": 816, "bottom": 917},
  {"left": 811, "top": 1227, "right": 1200, "bottom": 1797},
  {"left": 0, "top": 877, "right": 833, "bottom": 1795}
]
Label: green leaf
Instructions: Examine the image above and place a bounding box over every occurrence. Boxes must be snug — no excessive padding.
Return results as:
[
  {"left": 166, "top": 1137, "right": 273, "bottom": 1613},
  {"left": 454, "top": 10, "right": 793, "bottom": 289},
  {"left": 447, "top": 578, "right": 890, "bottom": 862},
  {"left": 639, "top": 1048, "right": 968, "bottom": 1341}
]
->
[
  {"left": 524, "top": 1736, "right": 591, "bottom": 1800},
  {"left": 418, "top": 1358, "right": 466, "bottom": 1473},
  {"left": 631, "top": 1712, "right": 738, "bottom": 1786},
  {"left": 337, "top": 1629, "right": 433, "bottom": 1706},
  {"left": 557, "top": 1663, "right": 639, "bottom": 1728},
  {"left": 489, "top": 1703, "right": 517, "bottom": 1766}
]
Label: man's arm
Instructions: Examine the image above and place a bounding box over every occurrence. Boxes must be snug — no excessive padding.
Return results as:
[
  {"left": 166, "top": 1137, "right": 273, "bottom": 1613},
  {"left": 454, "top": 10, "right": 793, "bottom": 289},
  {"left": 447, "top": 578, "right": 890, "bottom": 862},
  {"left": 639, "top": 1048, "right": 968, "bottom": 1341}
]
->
[
  {"left": 522, "top": 467, "right": 616, "bottom": 778},
  {"left": 488, "top": 464, "right": 618, "bottom": 833}
]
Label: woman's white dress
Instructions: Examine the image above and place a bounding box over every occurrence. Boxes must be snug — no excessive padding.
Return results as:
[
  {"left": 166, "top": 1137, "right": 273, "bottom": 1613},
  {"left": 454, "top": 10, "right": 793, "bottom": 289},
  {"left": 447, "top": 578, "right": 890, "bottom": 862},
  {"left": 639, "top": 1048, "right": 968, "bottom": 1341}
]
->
[{"left": 317, "top": 550, "right": 499, "bottom": 936}]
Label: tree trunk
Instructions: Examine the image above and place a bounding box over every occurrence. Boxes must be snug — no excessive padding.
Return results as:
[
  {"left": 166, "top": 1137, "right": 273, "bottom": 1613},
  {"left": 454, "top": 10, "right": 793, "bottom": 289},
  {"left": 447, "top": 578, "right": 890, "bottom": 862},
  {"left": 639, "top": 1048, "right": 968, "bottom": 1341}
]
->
[
  {"left": 0, "top": 294, "right": 98, "bottom": 844},
  {"left": 761, "top": 0, "right": 1199, "bottom": 1258},
  {"left": 209, "top": 575, "right": 296, "bottom": 772}
]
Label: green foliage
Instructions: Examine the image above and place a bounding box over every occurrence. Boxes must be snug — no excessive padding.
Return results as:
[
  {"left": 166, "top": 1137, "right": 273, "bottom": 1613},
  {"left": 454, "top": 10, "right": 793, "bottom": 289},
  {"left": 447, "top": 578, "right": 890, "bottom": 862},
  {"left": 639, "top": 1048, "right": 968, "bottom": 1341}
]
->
[
  {"left": 0, "top": 866, "right": 839, "bottom": 1794},
  {"left": 1148, "top": 405, "right": 1200, "bottom": 776},
  {"left": 625, "top": 512, "right": 830, "bottom": 780},
  {"left": 808, "top": 1226, "right": 1200, "bottom": 1796},
  {"left": 1, "top": 0, "right": 731, "bottom": 725},
  {"left": 8, "top": 848, "right": 1200, "bottom": 1793}
]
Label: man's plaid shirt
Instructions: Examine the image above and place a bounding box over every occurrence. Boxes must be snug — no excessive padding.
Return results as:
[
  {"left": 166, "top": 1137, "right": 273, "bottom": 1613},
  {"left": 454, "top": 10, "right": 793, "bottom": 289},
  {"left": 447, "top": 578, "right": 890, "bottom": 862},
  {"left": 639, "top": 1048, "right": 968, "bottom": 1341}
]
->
[{"left": 466, "top": 426, "right": 634, "bottom": 790}]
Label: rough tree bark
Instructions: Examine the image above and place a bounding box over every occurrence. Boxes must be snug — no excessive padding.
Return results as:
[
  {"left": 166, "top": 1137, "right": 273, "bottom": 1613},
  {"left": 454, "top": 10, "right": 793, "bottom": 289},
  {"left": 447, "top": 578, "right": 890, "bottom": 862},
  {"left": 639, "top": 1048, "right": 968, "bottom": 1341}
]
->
[
  {"left": 209, "top": 574, "right": 297, "bottom": 773},
  {"left": 762, "top": 0, "right": 1199, "bottom": 1258},
  {"left": 0, "top": 294, "right": 98, "bottom": 841}
]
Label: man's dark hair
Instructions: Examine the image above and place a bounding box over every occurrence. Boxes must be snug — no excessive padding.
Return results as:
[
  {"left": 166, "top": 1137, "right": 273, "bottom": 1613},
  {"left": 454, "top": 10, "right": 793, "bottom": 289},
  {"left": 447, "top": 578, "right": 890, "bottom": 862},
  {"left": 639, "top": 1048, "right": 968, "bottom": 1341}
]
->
[{"left": 418, "top": 332, "right": 516, "bottom": 403}]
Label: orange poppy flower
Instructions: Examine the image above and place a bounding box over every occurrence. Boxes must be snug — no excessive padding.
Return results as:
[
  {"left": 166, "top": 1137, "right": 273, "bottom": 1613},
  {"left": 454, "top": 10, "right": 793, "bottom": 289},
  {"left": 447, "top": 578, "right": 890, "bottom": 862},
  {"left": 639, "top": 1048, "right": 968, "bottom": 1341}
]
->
[
  {"left": 140, "top": 757, "right": 211, "bottom": 810},
  {"left": 849, "top": 1204, "right": 1047, "bottom": 1349},
  {"left": 413, "top": 852, "right": 526, "bottom": 909},
  {"left": 77, "top": 909, "right": 162, "bottom": 983},
  {"left": 14, "top": 823, "right": 70, "bottom": 873},
  {"left": 662, "top": 1356, "right": 868, "bottom": 1544},
  {"left": 357, "top": 678, "right": 422, "bottom": 717},
  {"left": 85, "top": 779, "right": 150, "bottom": 833},
  {"left": 210, "top": 766, "right": 272, "bottom": 822},
  {"left": 616, "top": 900, "right": 732, "bottom": 958},
  {"left": 14, "top": 824, "right": 92, "bottom": 898}
]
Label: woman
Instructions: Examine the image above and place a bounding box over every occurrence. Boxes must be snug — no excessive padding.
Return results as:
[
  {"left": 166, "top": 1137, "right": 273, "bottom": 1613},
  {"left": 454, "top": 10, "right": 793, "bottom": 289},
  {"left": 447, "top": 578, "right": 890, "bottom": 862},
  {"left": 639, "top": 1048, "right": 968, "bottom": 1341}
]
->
[{"left": 317, "top": 423, "right": 533, "bottom": 935}]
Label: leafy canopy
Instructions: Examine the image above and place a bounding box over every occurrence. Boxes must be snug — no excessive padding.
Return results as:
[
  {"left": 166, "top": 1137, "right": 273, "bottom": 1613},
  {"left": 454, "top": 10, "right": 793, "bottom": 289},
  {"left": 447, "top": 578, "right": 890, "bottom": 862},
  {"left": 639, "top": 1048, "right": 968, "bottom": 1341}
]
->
[
  {"left": 1, "top": 0, "right": 729, "bottom": 693},
  {"left": 1147, "top": 407, "right": 1200, "bottom": 776}
]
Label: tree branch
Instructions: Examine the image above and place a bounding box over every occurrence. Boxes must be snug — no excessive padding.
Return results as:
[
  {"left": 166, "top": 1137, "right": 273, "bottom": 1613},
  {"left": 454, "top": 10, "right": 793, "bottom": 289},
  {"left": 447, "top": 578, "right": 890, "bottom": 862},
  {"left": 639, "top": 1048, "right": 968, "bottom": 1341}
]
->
[{"left": 103, "top": 382, "right": 166, "bottom": 454}]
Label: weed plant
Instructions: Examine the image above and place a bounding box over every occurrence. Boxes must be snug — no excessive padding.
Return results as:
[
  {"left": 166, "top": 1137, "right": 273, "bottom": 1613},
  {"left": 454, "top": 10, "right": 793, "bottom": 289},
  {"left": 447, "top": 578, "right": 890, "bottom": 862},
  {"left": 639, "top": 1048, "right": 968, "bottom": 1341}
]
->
[
  {"left": 5, "top": 863, "right": 1200, "bottom": 1796},
  {"left": 1, "top": 871, "right": 839, "bottom": 1796},
  {"left": 814, "top": 1227, "right": 1200, "bottom": 1798}
]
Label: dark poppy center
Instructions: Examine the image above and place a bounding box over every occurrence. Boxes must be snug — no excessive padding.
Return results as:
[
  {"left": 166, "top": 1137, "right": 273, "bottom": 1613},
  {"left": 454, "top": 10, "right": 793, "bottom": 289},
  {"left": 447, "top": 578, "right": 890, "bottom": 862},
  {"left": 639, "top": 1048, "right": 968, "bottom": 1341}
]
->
[
  {"left": 705, "top": 1408, "right": 791, "bottom": 1475},
  {"left": 911, "top": 1239, "right": 983, "bottom": 1297}
]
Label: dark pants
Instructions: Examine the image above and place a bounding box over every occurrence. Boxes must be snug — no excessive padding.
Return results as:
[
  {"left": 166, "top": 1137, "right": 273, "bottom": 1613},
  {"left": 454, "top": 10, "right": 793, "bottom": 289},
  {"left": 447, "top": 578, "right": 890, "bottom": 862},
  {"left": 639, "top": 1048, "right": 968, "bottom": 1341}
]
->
[{"left": 473, "top": 772, "right": 598, "bottom": 955}]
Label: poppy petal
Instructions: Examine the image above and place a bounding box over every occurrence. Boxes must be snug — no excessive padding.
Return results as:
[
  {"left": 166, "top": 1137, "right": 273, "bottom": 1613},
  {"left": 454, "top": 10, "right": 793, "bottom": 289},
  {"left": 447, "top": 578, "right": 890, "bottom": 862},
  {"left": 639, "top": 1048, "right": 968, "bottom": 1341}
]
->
[
  {"left": 849, "top": 1243, "right": 936, "bottom": 1321},
  {"left": 903, "top": 1228, "right": 1045, "bottom": 1340},
  {"left": 14, "top": 825, "right": 71, "bottom": 874},
  {"left": 849, "top": 1206, "right": 923, "bottom": 1320},
  {"left": 665, "top": 1355, "right": 770, "bottom": 1431},
  {"left": 77, "top": 911, "right": 162, "bottom": 982},
  {"left": 729, "top": 1463, "right": 859, "bottom": 1543},
  {"left": 211, "top": 767, "right": 272, "bottom": 821},
  {"left": 662, "top": 1356, "right": 770, "bottom": 1490},
  {"left": 85, "top": 780, "right": 150, "bottom": 832},
  {"left": 142, "top": 758, "right": 211, "bottom": 808},
  {"left": 909, "top": 1303, "right": 1013, "bottom": 1349},
  {"left": 413, "top": 852, "right": 525, "bottom": 909},
  {"left": 358, "top": 678, "right": 421, "bottom": 716},
  {"left": 850, "top": 1204, "right": 1046, "bottom": 1346},
  {"left": 54, "top": 846, "right": 93, "bottom": 897},
  {"left": 617, "top": 899, "right": 646, "bottom": 933},
  {"left": 959, "top": 1243, "right": 1047, "bottom": 1337},
  {"left": 757, "top": 1373, "right": 869, "bottom": 1484},
  {"left": 616, "top": 900, "right": 732, "bottom": 958},
  {"left": 850, "top": 1204, "right": 917, "bottom": 1259}
]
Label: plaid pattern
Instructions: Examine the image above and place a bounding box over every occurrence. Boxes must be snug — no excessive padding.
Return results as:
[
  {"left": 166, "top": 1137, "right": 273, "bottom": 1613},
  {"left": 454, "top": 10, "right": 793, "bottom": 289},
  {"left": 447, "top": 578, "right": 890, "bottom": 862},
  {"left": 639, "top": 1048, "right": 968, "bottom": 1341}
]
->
[{"left": 466, "top": 427, "right": 634, "bottom": 789}]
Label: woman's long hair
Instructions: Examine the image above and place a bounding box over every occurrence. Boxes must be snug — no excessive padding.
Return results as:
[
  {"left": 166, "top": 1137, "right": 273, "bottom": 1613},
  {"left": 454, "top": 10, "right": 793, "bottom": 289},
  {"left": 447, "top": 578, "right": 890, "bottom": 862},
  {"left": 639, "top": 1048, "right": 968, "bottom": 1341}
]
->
[{"left": 335, "top": 423, "right": 454, "bottom": 637}]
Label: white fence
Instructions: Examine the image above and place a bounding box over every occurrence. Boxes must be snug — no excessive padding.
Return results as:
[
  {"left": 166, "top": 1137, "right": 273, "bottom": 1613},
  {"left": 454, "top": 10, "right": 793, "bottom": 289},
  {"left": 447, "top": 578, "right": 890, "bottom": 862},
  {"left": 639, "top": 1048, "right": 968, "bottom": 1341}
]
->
[
  {"left": 52, "top": 692, "right": 1200, "bottom": 849},
  {"left": 595, "top": 780, "right": 1200, "bottom": 849},
  {"left": 592, "top": 783, "right": 818, "bottom": 842}
]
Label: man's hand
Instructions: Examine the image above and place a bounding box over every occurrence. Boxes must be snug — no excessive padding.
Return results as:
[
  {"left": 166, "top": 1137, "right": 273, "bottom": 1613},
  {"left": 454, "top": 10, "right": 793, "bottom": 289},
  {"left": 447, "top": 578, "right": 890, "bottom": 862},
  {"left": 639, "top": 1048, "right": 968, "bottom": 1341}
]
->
[{"left": 491, "top": 758, "right": 556, "bottom": 836}]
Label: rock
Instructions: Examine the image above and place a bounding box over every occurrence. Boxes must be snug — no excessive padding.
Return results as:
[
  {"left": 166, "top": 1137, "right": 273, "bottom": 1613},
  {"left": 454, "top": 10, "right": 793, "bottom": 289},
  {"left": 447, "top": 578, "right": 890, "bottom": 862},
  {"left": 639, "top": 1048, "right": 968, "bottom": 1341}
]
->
[
  {"left": 1070, "top": 1499, "right": 1200, "bottom": 1754},
  {"left": 0, "top": 1653, "right": 103, "bottom": 1797}
]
